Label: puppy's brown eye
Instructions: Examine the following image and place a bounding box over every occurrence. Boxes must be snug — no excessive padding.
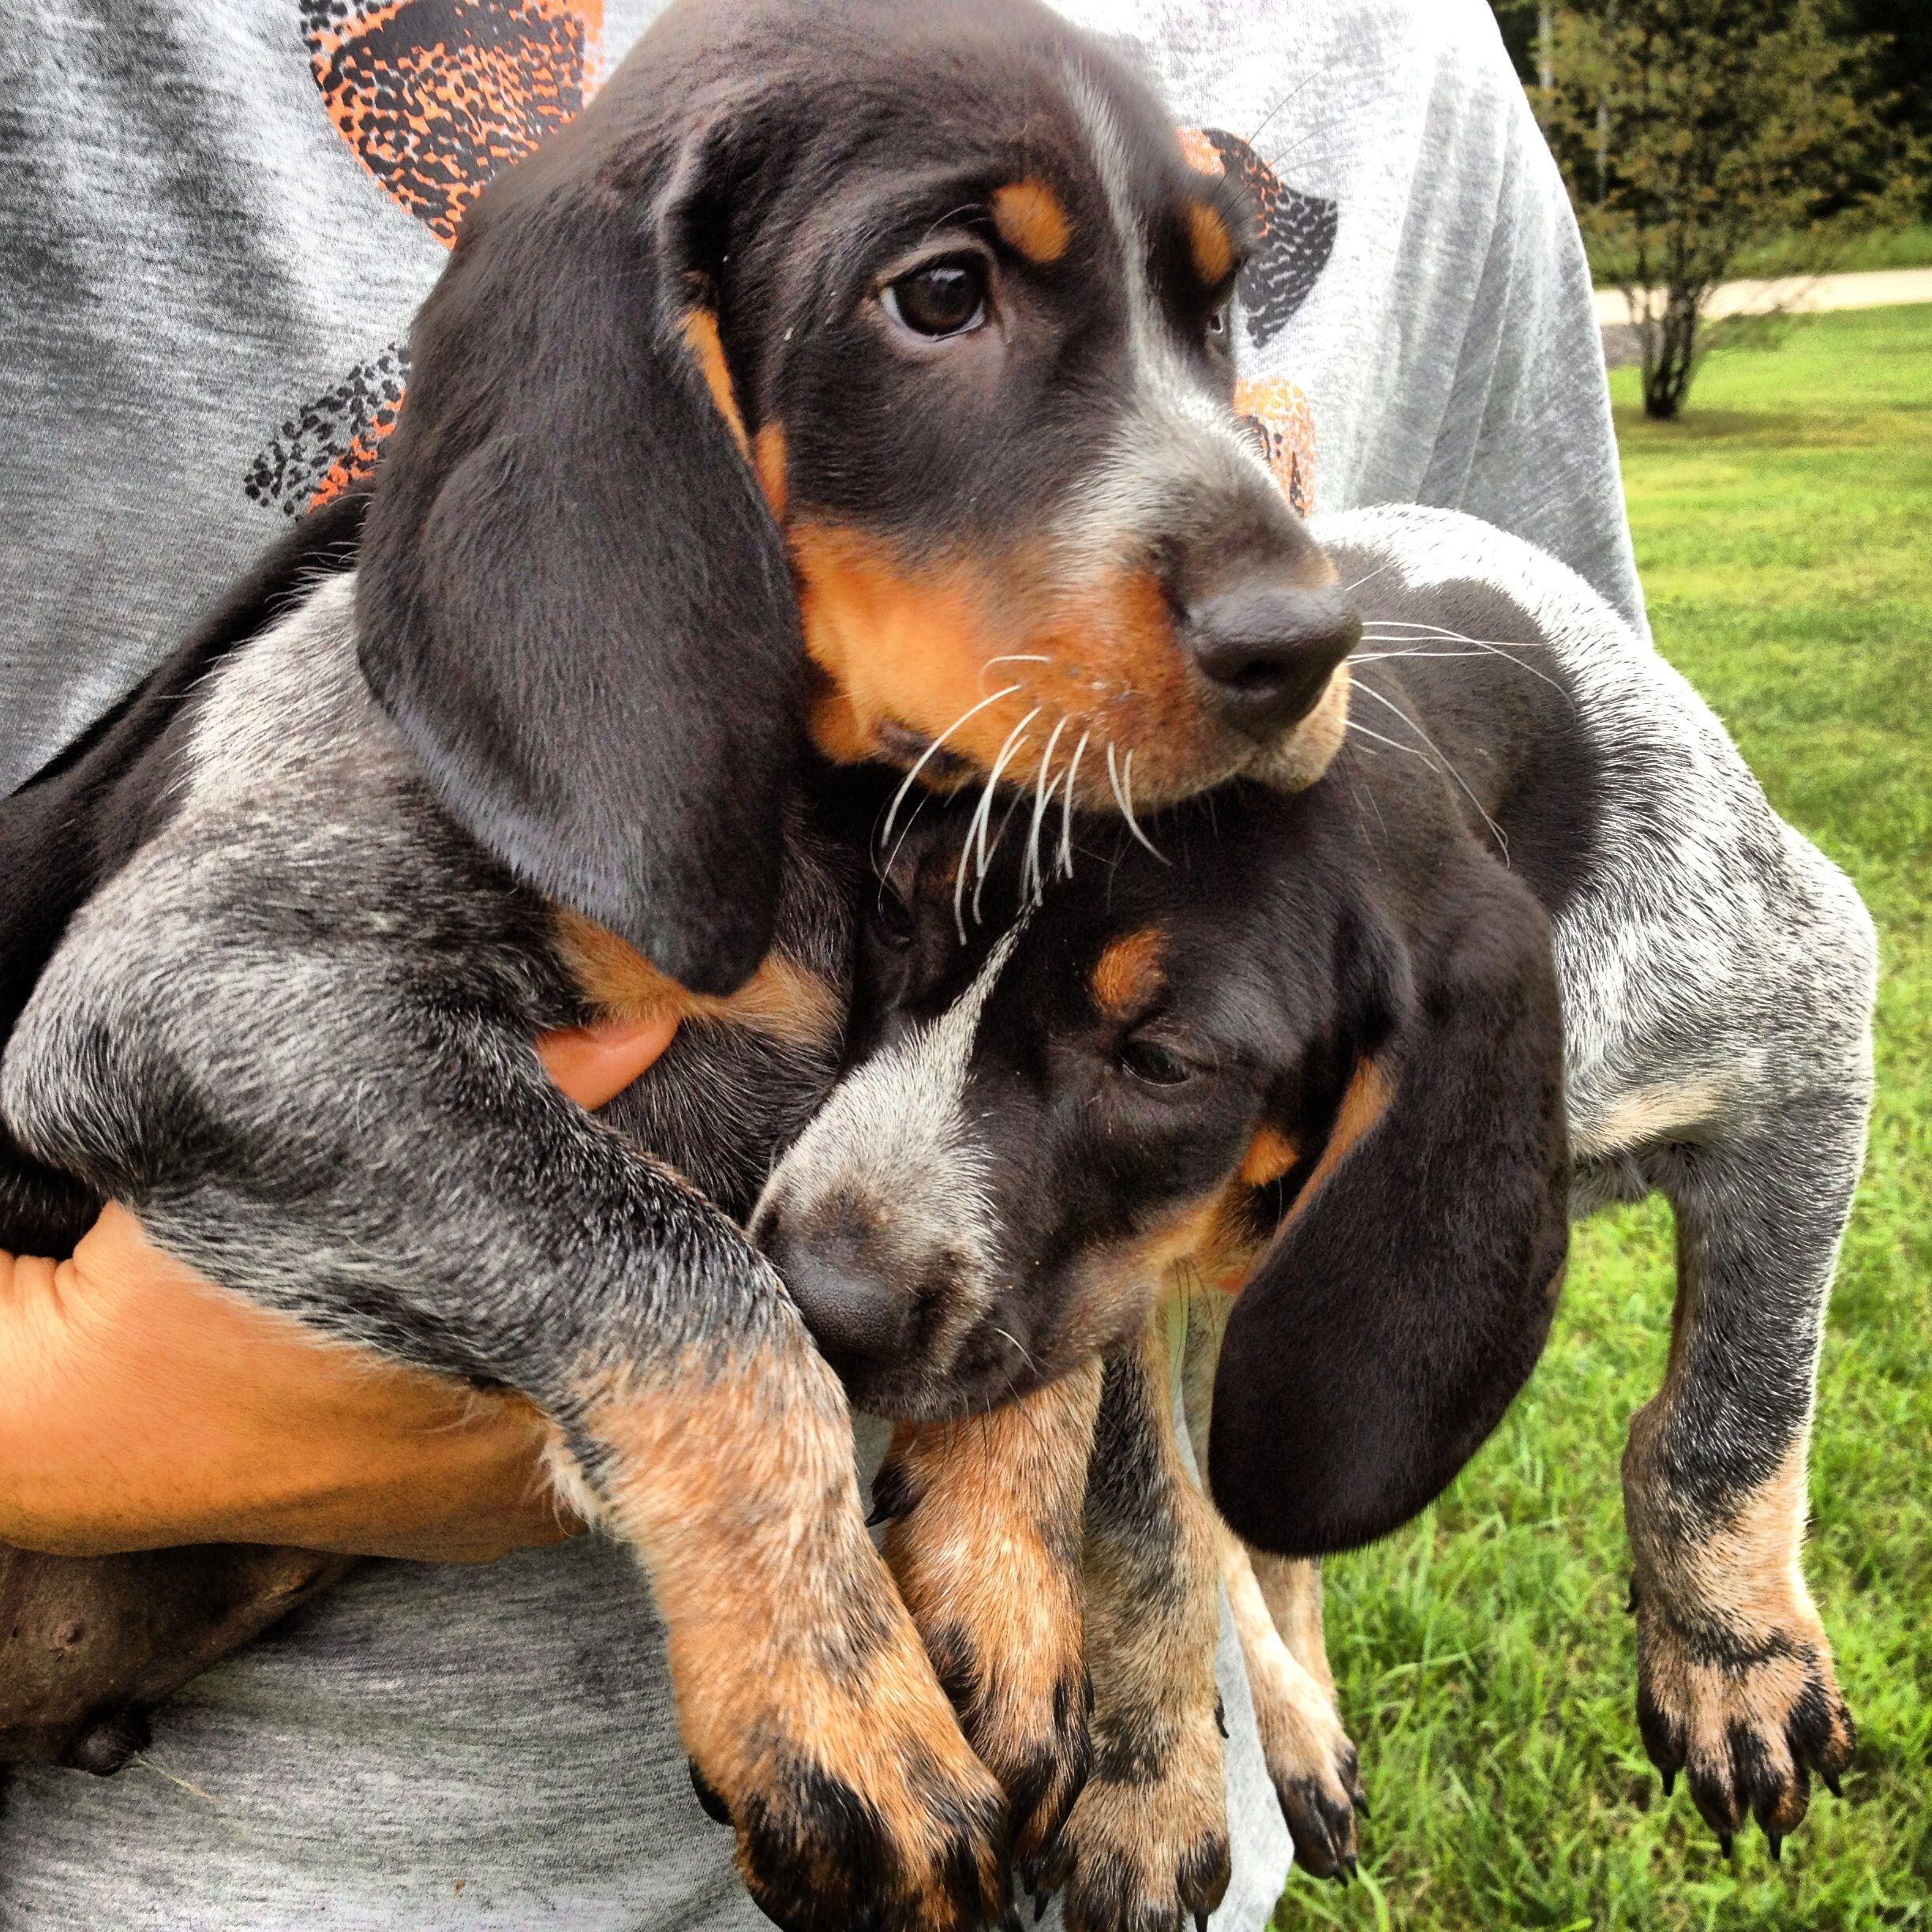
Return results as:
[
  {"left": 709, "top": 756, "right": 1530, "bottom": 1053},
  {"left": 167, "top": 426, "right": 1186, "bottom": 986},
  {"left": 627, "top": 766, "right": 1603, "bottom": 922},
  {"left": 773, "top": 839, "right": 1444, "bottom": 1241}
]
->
[
  {"left": 882, "top": 259, "right": 989, "bottom": 339},
  {"left": 1118, "top": 1035, "right": 1195, "bottom": 1088}
]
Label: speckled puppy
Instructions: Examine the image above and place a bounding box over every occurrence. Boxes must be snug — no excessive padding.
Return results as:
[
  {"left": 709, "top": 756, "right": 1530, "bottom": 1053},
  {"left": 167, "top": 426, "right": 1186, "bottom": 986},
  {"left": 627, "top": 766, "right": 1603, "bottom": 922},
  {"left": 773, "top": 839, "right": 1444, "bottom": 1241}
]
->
[{"left": 758, "top": 503, "right": 1874, "bottom": 1876}]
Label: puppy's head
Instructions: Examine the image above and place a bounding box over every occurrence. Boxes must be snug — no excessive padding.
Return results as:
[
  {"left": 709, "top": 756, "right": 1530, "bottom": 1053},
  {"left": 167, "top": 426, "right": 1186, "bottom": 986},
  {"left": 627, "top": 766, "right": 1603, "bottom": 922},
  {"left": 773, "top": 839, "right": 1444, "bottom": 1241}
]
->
[
  {"left": 754, "top": 756, "right": 1570, "bottom": 1555},
  {"left": 358, "top": 0, "right": 1355, "bottom": 998}
]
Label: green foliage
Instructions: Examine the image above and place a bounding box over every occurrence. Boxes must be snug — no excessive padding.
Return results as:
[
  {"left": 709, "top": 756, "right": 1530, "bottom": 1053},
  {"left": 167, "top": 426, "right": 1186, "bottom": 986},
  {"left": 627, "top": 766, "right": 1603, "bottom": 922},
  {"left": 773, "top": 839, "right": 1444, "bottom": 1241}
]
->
[
  {"left": 1532, "top": 0, "right": 1922, "bottom": 419},
  {"left": 1274, "top": 304, "right": 1932, "bottom": 1930},
  {"left": 1833, "top": 0, "right": 1932, "bottom": 216}
]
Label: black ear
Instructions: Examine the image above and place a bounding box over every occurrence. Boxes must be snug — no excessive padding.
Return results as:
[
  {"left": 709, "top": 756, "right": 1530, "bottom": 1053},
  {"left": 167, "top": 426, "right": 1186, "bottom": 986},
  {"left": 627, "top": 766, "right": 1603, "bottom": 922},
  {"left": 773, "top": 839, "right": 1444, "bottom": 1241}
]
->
[
  {"left": 1208, "top": 853, "right": 1570, "bottom": 1555},
  {"left": 356, "top": 113, "right": 800, "bottom": 997}
]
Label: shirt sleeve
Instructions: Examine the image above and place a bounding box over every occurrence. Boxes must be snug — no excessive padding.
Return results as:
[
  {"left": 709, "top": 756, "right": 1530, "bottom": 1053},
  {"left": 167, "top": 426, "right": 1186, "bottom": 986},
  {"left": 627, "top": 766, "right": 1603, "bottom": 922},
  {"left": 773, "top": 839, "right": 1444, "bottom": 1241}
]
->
[{"left": 1412, "top": 46, "right": 1649, "bottom": 637}]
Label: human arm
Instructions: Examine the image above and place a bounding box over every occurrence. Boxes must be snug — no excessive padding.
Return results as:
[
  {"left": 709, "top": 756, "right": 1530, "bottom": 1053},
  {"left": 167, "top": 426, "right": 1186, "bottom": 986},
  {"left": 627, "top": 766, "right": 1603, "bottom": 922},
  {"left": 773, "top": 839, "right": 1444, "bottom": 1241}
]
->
[{"left": 0, "top": 1013, "right": 676, "bottom": 1563}]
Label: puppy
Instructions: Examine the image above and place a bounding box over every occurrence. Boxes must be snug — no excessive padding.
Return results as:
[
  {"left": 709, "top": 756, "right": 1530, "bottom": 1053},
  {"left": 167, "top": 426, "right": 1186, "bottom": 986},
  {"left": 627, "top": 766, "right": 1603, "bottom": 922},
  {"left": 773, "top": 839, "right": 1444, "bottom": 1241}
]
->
[
  {"left": 0, "top": 1, "right": 1365, "bottom": 1921},
  {"left": 757, "top": 504, "right": 1874, "bottom": 1892}
]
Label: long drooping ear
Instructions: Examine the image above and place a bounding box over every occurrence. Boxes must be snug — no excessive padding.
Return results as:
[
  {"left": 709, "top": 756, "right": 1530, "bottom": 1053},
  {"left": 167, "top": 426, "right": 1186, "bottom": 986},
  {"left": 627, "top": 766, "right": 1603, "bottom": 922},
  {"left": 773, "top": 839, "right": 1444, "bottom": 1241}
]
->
[
  {"left": 1208, "top": 855, "right": 1570, "bottom": 1556},
  {"left": 357, "top": 116, "right": 800, "bottom": 997}
]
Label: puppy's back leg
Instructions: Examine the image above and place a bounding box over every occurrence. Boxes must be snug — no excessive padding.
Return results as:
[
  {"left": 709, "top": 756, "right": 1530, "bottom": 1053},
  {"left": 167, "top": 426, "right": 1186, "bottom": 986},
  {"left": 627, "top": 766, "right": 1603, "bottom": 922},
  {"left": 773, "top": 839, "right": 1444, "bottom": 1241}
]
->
[
  {"left": 1625, "top": 1083, "right": 1868, "bottom": 1851},
  {"left": 1181, "top": 1297, "right": 1364, "bottom": 1878}
]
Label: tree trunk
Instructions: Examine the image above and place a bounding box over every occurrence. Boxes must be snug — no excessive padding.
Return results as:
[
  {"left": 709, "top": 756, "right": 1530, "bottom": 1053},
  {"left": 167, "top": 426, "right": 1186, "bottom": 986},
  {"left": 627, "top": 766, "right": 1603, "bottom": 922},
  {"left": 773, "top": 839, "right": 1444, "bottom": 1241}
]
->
[{"left": 1642, "top": 286, "right": 1702, "bottom": 420}]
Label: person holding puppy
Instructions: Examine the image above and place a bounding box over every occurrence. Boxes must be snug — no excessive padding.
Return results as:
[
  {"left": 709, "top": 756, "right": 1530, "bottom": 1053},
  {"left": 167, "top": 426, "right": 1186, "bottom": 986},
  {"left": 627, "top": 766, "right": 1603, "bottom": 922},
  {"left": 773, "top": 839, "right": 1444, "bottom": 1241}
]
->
[{"left": 0, "top": 1, "right": 1641, "bottom": 1926}]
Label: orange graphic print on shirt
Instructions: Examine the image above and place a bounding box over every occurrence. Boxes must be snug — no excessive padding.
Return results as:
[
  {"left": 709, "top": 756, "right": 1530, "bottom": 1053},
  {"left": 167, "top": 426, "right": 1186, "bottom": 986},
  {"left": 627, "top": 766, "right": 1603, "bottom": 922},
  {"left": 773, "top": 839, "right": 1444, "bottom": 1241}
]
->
[
  {"left": 251, "top": 16, "right": 1336, "bottom": 529},
  {"left": 249, "top": 1, "right": 604, "bottom": 513},
  {"left": 305, "top": 0, "right": 605, "bottom": 244}
]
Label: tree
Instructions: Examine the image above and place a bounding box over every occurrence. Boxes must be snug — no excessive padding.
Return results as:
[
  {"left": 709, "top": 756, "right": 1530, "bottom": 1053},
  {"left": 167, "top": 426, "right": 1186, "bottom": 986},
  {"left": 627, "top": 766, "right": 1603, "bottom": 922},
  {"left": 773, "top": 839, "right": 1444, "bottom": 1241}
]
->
[
  {"left": 1530, "top": 0, "right": 1919, "bottom": 419},
  {"left": 1834, "top": 0, "right": 1932, "bottom": 216}
]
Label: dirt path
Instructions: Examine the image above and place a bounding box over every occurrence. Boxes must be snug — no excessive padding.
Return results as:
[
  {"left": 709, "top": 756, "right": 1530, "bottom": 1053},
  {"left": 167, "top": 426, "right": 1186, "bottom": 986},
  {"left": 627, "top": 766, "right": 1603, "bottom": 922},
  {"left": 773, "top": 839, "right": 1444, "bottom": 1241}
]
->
[{"left": 1595, "top": 266, "right": 1932, "bottom": 328}]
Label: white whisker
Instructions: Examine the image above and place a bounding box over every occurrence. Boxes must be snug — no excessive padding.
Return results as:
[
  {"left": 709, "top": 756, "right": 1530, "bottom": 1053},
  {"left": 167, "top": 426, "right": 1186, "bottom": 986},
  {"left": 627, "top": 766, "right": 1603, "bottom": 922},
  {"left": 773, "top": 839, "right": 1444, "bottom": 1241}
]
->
[
  {"left": 1335, "top": 556, "right": 1401, "bottom": 598},
  {"left": 1355, "top": 622, "right": 1567, "bottom": 696},
  {"left": 1118, "top": 748, "right": 1167, "bottom": 863},
  {"left": 1352, "top": 677, "right": 1511, "bottom": 859},
  {"left": 956, "top": 708, "right": 1039, "bottom": 930},
  {"left": 1345, "top": 720, "right": 1430, "bottom": 760},
  {"left": 1024, "top": 715, "right": 1069, "bottom": 904},
  {"left": 978, "top": 710, "right": 1040, "bottom": 880},
  {"left": 1058, "top": 731, "right": 1090, "bottom": 880},
  {"left": 878, "top": 683, "right": 1021, "bottom": 875},
  {"left": 1245, "top": 70, "right": 1323, "bottom": 149}
]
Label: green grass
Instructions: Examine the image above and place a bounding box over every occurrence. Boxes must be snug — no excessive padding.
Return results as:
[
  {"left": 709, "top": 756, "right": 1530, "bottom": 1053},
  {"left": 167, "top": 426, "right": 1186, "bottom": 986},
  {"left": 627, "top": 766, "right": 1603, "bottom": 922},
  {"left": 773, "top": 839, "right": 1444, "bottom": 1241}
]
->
[{"left": 1275, "top": 304, "right": 1932, "bottom": 1930}]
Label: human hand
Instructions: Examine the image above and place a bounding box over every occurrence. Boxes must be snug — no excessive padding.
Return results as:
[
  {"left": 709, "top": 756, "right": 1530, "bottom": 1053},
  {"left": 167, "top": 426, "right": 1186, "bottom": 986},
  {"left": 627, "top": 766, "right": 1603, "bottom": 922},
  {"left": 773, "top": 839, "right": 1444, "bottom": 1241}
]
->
[{"left": 0, "top": 1013, "right": 676, "bottom": 1563}]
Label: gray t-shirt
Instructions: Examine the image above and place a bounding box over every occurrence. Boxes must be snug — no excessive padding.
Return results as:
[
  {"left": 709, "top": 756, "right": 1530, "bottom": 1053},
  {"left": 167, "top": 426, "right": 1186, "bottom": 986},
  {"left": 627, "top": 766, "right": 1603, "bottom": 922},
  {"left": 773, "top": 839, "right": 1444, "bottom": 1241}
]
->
[{"left": 0, "top": 2, "right": 1641, "bottom": 1925}]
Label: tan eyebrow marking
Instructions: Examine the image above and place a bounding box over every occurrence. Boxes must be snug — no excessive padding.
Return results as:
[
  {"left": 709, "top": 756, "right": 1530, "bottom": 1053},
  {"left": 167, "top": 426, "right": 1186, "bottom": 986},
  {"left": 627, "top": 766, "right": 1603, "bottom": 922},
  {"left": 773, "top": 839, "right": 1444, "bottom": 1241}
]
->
[
  {"left": 992, "top": 180, "right": 1071, "bottom": 264},
  {"left": 1091, "top": 927, "right": 1166, "bottom": 1017},
  {"left": 1188, "top": 200, "right": 1235, "bottom": 287}
]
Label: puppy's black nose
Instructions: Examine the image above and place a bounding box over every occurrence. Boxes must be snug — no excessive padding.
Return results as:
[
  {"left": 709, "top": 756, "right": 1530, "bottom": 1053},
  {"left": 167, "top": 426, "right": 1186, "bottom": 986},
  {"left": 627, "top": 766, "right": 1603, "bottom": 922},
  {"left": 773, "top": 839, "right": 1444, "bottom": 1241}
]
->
[
  {"left": 1185, "top": 584, "right": 1360, "bottom": 739},
  {"left": 766, "top": 1225, "right": 908, "bottom": 1381}
]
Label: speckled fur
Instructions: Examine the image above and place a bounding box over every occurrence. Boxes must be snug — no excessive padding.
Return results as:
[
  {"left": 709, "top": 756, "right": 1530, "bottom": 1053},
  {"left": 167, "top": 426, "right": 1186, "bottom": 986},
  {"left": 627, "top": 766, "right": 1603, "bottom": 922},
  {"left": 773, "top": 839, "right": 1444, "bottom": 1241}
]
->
[
  {"left": 1311, "top": 506, "right": 1872, "bottom": 1838},
  {"left": 0, "top": 576, "right": 1010, "bottom": 1932}
]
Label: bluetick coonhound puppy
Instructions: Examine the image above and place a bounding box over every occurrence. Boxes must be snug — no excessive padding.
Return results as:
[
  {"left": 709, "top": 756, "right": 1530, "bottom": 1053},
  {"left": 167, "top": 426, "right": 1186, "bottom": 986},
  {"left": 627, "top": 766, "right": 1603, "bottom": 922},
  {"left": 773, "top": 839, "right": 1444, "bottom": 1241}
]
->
[
  {"left": 758, "top": 504, "right": 1876, "bottom": 1907},
  {"left": 0, "top": 0, "right": 1364, "bottom": 1924}
]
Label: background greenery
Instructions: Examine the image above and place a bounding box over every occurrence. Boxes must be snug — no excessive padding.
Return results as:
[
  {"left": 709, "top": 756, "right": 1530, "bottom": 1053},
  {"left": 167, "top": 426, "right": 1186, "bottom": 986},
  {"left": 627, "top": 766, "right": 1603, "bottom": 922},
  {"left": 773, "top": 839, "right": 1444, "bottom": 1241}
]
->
[
  {"left": 1273, "top": 305, "right": 1932, "bottom": 1930},
  {"left": 1487, "top": 0, "right": 1931, "bottom": 215}
]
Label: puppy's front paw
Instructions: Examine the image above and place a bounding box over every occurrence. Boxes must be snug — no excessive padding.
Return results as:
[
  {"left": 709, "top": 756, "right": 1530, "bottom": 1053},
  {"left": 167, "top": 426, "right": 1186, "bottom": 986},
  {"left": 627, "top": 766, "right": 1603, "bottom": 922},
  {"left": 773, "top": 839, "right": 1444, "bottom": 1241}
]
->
[
  {"left": 879, "top": 1365, "right": 1103, "bottom": 1863},
  {"left": 1032, "top": 1699, "right": 1230, "bottom": 1932},
  {"left": 1633, "top": 1582, "right": 1855, "bottom": 1854},
  {"left": 1245, "top": 1638, "right": 1365, "bottom": 1881},
  {"left": 676, "top": 1602, "right": 1011, "bottom": 1932},
  {"left": 592, "top": 1350, "right": 1010, "bottom": 1932}
]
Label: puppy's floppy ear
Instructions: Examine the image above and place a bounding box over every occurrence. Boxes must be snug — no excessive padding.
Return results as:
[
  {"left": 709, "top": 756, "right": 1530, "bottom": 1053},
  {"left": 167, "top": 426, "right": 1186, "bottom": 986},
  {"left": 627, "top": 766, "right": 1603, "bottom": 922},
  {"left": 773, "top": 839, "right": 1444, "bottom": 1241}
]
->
[
  {"left": 357, "top": 113, "right": 799, "bottom": 997},
  {"left": 1208, "top": 852, "right": 1569, "bottom": 1556}
]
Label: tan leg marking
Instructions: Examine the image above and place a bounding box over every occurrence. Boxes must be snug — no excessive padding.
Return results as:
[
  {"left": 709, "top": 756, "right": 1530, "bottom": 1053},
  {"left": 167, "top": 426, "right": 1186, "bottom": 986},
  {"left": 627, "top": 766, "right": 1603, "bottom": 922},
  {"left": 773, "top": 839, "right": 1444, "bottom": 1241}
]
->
[
  {"left": 1624, "top": 1427, "right": 1854, "bottom": 1843},
  {"left": 554, "top": 911, "right": 843, "bottom": 1052},
  {"left": 880, "top": 1361, "right": 1103, "bottom": 1860},
  {"left": 1571, "top": 1069, "right": 1738, "bottom": 1160},
  {"left": 1043, "top": 1325, "right": 1229, "bottom": 1929},
  {"left": 1251, "top": 1552, "right": 1334, "bottom": 1701},
  {"left": 578, "top": 1345, "right": 1007, "bottom": 1931},
  {"left": 1225, "top": 1537, "right": 1364, "bottom": 1879}
]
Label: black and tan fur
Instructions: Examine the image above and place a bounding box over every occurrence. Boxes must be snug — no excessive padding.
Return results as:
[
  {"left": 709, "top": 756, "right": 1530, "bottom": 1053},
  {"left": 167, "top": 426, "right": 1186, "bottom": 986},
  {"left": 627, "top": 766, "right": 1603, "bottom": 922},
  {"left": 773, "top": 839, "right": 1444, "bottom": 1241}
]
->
[
  {"left": 0, "top": 2, "right": 1375, "bottom": 1923},
  {"left": 758, "top": 504, "right": 1874, "bottom": 1874}
]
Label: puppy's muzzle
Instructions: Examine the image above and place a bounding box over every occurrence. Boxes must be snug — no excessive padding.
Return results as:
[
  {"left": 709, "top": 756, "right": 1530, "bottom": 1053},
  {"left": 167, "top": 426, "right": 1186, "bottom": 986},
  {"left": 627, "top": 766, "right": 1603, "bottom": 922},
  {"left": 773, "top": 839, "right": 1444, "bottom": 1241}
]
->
[
  {"left": 761, "top": 1219, "right": 913, "bottom": 1388},
  {"left": 1184, "top": 582, "right": 1361, "bottom": 739}
]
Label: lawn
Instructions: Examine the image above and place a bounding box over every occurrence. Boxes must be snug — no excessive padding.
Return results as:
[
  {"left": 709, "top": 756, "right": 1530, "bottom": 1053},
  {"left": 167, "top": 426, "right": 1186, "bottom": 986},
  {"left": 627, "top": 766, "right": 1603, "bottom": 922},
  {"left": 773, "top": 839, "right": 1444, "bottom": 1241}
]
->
[{"left": 1276, "top": 304, "right": 1932, "bottom": 1930}]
